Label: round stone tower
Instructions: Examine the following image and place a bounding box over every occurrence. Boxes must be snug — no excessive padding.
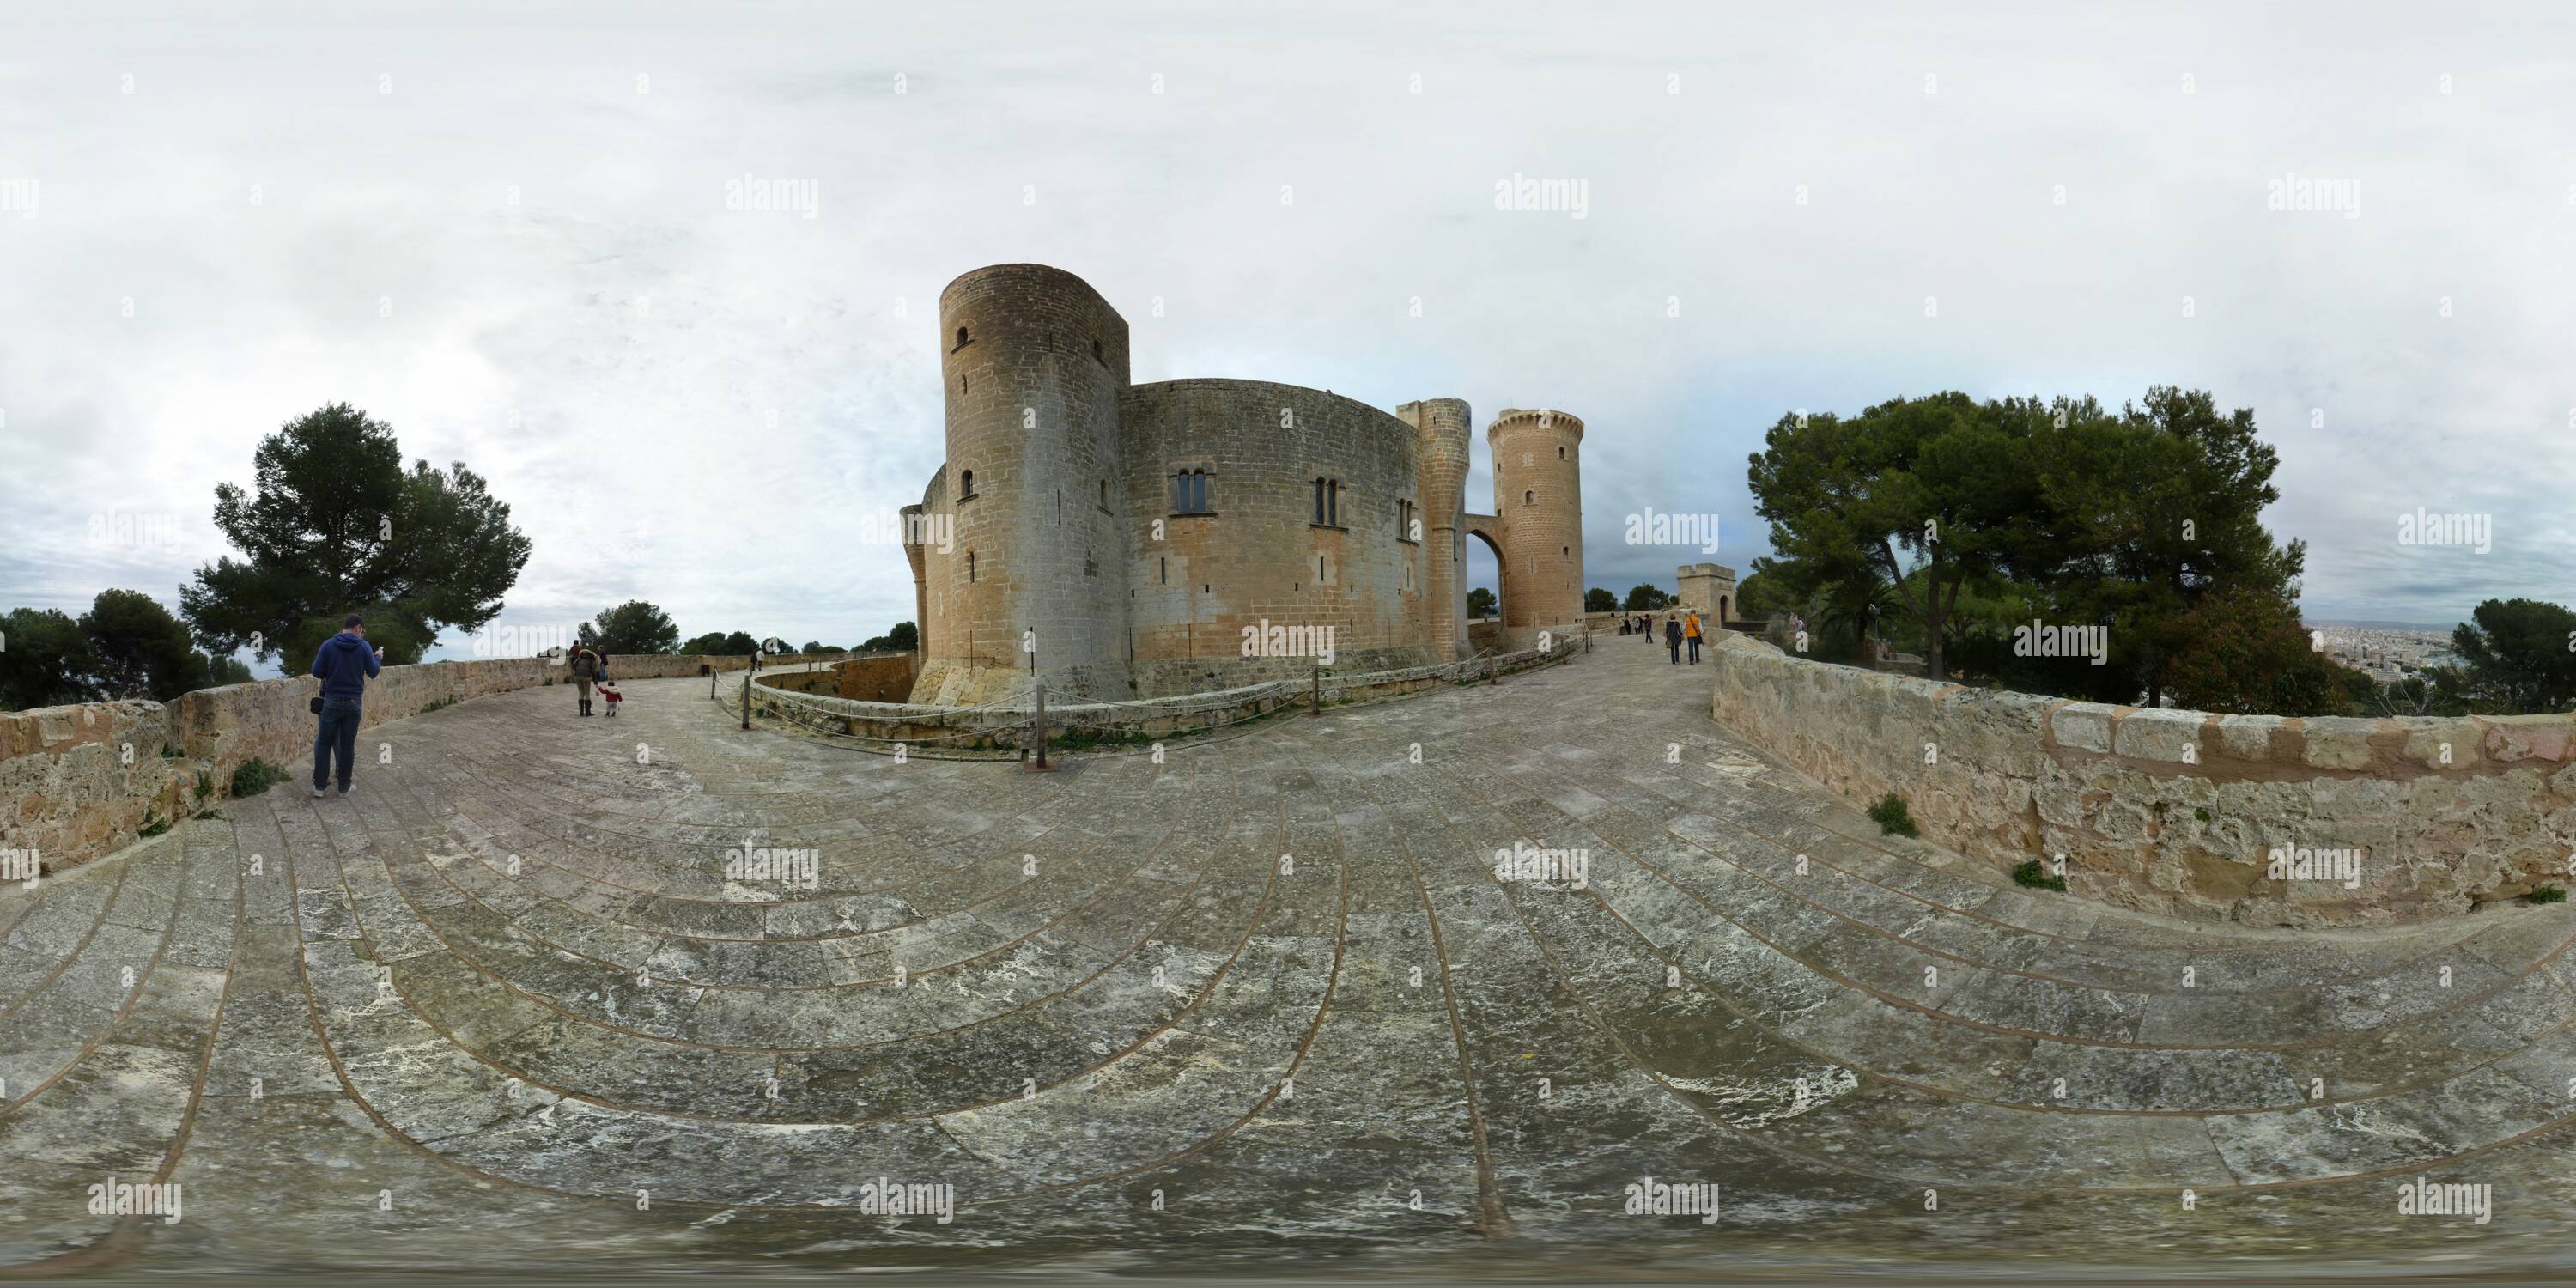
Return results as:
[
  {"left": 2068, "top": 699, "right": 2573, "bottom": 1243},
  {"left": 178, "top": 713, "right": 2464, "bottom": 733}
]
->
[
  {"left": 928, "top": 264, "right": 1132, "bottom": 702},
  {"left": 1488, "top": 408, "right": 1586, "bottom": 640},
  {"left": 1400, "top": 398, "right": 1473, "bottom": 661}
]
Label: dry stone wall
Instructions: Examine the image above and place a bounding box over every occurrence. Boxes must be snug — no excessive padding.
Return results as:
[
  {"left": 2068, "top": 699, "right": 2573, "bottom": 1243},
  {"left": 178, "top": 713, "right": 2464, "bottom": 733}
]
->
[{"left": 1706, "top": 633, "right": 2576, "bottom": 927}]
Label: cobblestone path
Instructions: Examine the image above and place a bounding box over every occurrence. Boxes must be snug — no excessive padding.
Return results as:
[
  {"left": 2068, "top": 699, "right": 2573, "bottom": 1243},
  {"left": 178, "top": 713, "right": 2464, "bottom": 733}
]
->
[{"left": 6, "top": 641, "right": 2573, "bottom": 1279}]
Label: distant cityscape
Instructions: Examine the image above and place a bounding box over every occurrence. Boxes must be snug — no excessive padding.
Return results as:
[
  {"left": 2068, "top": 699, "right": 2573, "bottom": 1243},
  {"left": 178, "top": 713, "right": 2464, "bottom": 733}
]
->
[{"left": 2309, "top": 621, "right": 2461, "bottom": 685}]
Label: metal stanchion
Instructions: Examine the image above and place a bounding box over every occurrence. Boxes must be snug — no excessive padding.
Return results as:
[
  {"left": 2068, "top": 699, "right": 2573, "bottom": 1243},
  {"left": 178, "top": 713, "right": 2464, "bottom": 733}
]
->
[{"left": 740, "top": 671, "right": 750, "bottom": 731}]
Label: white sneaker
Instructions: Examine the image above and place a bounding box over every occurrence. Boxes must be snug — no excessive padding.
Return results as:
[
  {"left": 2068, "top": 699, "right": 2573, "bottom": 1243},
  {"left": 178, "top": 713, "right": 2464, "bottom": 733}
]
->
[
  {"left": 312, "top": 784, "right": 328, "bottom": 798},
  {"left": 338, "top": 784, "right": 355, "bottom": 798}
]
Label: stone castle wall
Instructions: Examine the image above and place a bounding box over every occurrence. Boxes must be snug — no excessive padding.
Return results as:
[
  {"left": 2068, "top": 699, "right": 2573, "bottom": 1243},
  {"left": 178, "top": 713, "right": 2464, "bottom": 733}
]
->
[
  {"left": 1116, "top": 379, "right": 1437, "bottom": 696},
  {"left": 1706, "top": 633, "right": 2576, "bottom": 926},
  {"left": 1, "top": 651, "right": 844, "bottom": 877}
]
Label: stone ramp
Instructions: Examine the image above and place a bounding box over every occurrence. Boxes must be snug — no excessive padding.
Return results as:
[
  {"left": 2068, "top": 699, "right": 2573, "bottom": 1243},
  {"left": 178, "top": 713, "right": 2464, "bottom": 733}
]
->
[{"left": 3, "top": 641, "right": 2573, "bottom": 1279}]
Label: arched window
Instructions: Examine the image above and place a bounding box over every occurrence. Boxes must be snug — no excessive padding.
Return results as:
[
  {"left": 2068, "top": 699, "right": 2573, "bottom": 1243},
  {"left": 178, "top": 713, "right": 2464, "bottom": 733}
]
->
[
  {"left": 1558, "top": 446, "right": 1565, "bottom": 459},
  {"left": 1561, "top": 545, "right": 1570, "bottom": 561},
  {"left": 1091, "top": 338, "right": 1105, "bottom": 365},
  {"left": 1312, "top": 478, "right": 1340, "bottom": 526},
  {"left": 1524, "top": 489, "right": 1534, "bottom": 507},
  {"left": 954, "top": 326, "right": 970, "bottom": 350},
  {"left": 1174, "top": 469, "right": 1210, "bottom": 513},
  {"left": 959, "top": 470, "right": 975, "bottom": 499}
]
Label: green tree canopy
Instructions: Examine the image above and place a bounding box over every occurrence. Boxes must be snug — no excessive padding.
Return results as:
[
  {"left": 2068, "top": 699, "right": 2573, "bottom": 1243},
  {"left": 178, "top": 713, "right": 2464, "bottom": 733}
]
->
[
  {"left": 1621, "top": 584, "right": 1672, "bottom": 611},
  {"left": 2162, "top": 586, "right": 2358, "bottom": 716},
  {"left": 580, "top": 600, "right": 681, "bottom": 655},
  {"left": 856, "top": 621, "right": 919, "bottom": 653},
  {"left": 1748, "top": 392, "right": 2042, "bottom": 681},
  {"left": 82, "top": 589, "right": 212, "bottom": 701},
  {"left": 1467, "top": 587, "right": 1498, "bottom": 619},
  {"left": 0, "top": 607, "right": 97, "bottom": 710},
  {"left": 2448, "top": 598, "right": 2576, "bottom": 714},
  {"left": 1583, "top": 587, "right": 1617, "bottom": 613},
  {"left": 181, "top": 403, "right": 532, "bottom": 666}
]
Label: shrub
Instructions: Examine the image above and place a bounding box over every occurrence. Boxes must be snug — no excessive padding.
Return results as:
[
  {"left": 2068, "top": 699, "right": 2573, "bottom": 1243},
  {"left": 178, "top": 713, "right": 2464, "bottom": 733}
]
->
[
  {"left": 1867, "top": 793, "right": 1917, "bottom": 838},
  {"left": 2530, "top": 885, "right": 2567, "bottom": 905},
  {"left": 2012, "top": 859, "right": 2067, "bottom": 891},
  {"left": 139, "top": 810, "right": 172, "bottom": 837},
  {"left": 194, "top": 770, "right": 215, "bottom": 801},
  {"left": 229, "top": 757, "right": 289, "bottom": 798}
]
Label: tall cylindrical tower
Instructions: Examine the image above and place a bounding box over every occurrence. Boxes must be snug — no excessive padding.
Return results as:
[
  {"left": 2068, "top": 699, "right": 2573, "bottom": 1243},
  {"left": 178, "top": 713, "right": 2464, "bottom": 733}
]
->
[
  {"left": 1400, "top": 398, "right": 1473, "bottom": 661},
  {"left": 1488, "top": 408, "right": 1585, "bottom": 638},
  {"left": 929, "top": 264, "right": 1131, "bottom": 701}
]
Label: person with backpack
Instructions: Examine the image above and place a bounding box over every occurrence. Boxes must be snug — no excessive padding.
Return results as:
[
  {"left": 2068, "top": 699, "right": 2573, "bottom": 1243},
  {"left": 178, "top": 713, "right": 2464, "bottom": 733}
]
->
[
  {"left": 571, "top": 645, "right": 601, "bottom": 716},
  {"left": 310, "top": 613, "right": 383, "bottom": 798},
  {"left": 1684, "top": 609, "right": 1704, "bottom": 664}
]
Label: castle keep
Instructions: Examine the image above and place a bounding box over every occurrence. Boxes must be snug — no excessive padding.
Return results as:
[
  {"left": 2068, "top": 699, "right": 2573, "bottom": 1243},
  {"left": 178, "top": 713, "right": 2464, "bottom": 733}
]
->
[{"left": 900, "top": 263, "right": 1588, "bottom": 704}]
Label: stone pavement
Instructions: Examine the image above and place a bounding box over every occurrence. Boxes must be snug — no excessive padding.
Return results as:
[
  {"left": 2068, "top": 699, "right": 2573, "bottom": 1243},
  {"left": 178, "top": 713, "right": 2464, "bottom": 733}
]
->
[{"left": 4, "top": 637, "right": 2574, "bottom": 1280}]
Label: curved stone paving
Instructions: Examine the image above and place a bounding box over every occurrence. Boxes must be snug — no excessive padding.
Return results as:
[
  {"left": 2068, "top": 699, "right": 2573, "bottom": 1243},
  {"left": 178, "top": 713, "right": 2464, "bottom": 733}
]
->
[{"left": 6, "top": 641, "right": 2576, "bottom": 1279}]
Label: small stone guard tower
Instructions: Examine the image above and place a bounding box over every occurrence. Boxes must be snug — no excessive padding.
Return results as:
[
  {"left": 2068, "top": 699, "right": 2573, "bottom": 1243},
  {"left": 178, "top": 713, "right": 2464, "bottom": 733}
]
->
[{"left": 1677, "top": 562, "right": 1737, "bottom": 627}]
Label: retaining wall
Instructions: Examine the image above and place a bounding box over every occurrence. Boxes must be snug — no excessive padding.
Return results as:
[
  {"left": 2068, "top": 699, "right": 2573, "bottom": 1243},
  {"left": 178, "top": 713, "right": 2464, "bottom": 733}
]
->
[{"left": 1706, "top": 633, "right": 2576, "bottom": 927}]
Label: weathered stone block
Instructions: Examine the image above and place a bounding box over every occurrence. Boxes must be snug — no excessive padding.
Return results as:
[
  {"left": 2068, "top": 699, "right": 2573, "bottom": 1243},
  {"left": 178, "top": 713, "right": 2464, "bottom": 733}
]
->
[
  {"left": 2052, "top": 703, "right": 2116, "bottom": 754},
  {"left": 2114, "top": 708, "right": 2203, "bottom": 763}
]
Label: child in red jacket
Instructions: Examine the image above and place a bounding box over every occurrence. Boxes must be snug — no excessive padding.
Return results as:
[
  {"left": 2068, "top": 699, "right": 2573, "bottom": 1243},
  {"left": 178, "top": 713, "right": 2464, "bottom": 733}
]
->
[{"left": 596, "top": 679, "right": 623, "bottom": 715}]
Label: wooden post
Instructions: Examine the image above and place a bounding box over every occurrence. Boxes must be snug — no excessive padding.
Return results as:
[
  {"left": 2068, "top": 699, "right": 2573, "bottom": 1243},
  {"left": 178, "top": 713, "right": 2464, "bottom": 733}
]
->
[{"left": 739, "top": 671, "right": 750, "bottom": 731}]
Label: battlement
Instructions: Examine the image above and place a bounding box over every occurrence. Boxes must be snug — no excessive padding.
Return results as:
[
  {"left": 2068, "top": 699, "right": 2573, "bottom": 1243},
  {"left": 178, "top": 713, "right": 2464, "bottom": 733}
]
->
[{"left": 1486, "top": 408, "right": 1585, "bottom": 440}]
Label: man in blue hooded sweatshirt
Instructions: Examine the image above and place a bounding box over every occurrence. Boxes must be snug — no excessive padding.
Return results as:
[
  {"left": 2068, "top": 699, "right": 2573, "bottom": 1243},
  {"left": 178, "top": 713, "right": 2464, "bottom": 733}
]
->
[{"left": 310, "top": 613, "right": 383, "bottom": 798}]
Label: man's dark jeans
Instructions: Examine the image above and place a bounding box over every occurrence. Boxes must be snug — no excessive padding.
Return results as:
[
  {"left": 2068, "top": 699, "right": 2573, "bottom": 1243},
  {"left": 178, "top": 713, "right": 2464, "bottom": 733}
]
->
[
  {"left": 313, "top": 697, "right": 361, "bottom": 792},
  {"left": 1687, "top": 637, "right": 1702, "bottom": 663}
]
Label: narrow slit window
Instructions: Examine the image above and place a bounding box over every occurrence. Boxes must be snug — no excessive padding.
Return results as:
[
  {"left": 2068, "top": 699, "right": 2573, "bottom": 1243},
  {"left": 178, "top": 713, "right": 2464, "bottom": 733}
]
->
[{"left": 959, "top": 470, "right": 975, "bottom": 498}]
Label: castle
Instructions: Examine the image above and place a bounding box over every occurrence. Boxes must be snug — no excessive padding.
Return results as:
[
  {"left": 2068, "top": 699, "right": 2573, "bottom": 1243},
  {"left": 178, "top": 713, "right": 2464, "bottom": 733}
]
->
[{"left": 898, "top": 264, "right": 1588, "bottom": 704}]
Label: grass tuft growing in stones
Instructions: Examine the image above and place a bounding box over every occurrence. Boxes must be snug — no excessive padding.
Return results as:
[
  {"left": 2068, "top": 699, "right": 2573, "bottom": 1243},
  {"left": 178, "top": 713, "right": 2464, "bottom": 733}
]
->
[
  {"left": 2530, "top": 885, "right": 2567, "bottom": 905},
  {"left": 229, "top": 757, "right": 289, "bottom": 798},
  {"left": 2012, "top": 859, "right": 2068, "bottom": 891},
  {"left": 1867, "top": 793, "right": 1917, "bottom": 837},
  {"left": 139, "top": 809, "right": 172, "bottom": 838}
]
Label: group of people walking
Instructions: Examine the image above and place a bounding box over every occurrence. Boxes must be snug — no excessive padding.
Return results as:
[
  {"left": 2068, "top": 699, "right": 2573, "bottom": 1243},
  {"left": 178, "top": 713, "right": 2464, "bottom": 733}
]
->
[
  {"left": 310, "top": 625, "right": 628, "bottom": 800},
  {"left": 1615, "top": 610, "right": 1706, "bottom": 664}
]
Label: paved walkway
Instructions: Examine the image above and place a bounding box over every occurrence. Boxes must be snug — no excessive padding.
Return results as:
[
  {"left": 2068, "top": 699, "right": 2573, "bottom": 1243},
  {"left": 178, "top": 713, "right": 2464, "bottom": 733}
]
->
[{"left": 5, "top": 639, "right": 2574, "bottom": 1279}]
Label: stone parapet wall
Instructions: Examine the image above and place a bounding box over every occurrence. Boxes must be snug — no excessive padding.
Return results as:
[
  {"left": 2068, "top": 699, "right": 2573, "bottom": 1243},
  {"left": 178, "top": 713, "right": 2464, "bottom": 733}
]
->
[
  {"left": 1706, "top": 633, "right": 2576, "bottom": 927},
  {"left": 1, "top": 651, "right": 846, "bottom": 875}
]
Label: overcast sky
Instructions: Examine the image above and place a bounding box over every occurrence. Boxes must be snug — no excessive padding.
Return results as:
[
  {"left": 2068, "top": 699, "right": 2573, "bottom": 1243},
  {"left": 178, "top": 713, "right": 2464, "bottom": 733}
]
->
[{"left": 3, "top": 1, "right": 2569, "bottom": 667}]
